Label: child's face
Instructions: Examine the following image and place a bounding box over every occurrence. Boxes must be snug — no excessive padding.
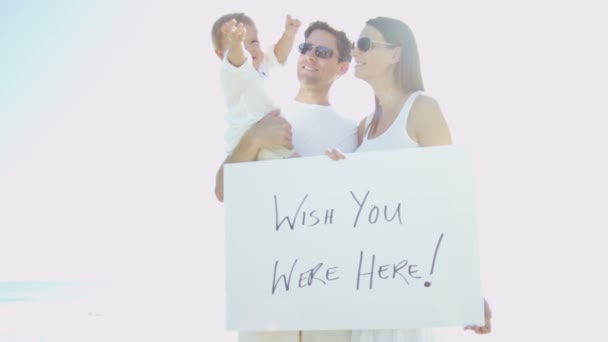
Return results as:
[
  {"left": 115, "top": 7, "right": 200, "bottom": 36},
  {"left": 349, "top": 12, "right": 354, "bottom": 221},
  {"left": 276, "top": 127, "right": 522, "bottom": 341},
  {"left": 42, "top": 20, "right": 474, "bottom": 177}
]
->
[{"left": 243, "top": 24, "right": 264, "bottom": 69}]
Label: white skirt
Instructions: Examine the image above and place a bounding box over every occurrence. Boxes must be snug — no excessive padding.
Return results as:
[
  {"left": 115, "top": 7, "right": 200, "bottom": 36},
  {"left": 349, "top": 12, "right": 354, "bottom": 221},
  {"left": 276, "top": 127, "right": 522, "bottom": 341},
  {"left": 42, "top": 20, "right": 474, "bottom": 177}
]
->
[
  {"left": 238, "top": 329, "right": 434, "bottom": 342},
  {"left": 351, "top": 329, "right": 435, "bottom": 342},
  {"left": 239, "top": 330, "right": 351, "bottom": 342}
]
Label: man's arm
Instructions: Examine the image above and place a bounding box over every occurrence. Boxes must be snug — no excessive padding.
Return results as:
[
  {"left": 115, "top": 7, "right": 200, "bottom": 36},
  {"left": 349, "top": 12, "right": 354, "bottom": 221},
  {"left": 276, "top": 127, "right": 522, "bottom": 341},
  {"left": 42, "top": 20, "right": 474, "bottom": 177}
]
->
[
  {"left": 215, "top": 111, "right": 293, "bottom": 202},
  {"left": 215, "top": 131, "right": 264, "bottom": 202}
]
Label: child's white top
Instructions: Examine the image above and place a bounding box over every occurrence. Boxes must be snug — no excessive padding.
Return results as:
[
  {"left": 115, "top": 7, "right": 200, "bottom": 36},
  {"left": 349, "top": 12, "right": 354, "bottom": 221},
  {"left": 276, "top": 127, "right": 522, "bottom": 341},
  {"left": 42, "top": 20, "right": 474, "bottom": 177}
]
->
[{"left": 221, "top": 47, "right": 282, "bottom": 154}]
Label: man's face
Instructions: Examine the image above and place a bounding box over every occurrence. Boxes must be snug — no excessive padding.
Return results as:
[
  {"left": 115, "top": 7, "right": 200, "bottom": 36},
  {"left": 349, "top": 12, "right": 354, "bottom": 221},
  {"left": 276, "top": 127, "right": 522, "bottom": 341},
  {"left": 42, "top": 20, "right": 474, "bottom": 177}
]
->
[
  {"left": 243, "top": 24, "right": 264, "bottom": 69},
  {"left": 297, "top": 29, "right": 347, "bottom": 87}
]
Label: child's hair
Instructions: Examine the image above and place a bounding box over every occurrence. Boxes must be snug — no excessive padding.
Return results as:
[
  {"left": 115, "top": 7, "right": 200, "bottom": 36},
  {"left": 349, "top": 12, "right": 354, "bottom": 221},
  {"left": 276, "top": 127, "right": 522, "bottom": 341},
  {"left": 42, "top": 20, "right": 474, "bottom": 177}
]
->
[{"left": 211, "top": 12, "right": 256, "bottom": 53}]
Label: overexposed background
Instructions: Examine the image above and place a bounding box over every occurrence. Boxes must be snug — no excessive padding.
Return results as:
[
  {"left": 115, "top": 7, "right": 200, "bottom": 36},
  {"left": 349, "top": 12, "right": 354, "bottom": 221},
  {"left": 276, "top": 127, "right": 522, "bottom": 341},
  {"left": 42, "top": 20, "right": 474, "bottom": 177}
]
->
[{"left": 1, "top": 0, "right": 607, "bottom": 340}]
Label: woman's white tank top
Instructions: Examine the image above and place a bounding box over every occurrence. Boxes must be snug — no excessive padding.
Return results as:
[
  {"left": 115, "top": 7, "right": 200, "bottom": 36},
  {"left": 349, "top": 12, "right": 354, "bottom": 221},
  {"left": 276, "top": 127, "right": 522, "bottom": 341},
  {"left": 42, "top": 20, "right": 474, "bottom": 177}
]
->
[{"left": 356, "top": 91, "right": 424, "bottom": 153}]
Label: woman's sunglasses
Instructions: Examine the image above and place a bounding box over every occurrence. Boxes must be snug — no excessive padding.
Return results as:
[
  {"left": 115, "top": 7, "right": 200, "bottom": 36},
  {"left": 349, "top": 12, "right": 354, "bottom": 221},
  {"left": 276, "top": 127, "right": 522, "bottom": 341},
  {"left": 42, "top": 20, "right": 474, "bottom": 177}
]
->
[
  {"left": 298, "top": 42, "right": 334, "bottom": 59},
  {"left": 352, "top": 37, "right": 396, "bottom": 52}
]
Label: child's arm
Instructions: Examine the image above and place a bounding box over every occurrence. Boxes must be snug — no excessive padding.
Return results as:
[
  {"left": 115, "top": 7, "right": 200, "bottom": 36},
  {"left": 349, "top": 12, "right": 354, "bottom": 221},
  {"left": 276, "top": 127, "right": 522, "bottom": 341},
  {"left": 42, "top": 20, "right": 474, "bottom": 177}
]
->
[
  {"left": 222, "top": 19, "right": 247, "bottom": 67},
  {"left": 220, "top": 19, "right": 257, "bottom": 105},
  {"left": 273, "top": 15, "right": 301, "bottom": 65}
]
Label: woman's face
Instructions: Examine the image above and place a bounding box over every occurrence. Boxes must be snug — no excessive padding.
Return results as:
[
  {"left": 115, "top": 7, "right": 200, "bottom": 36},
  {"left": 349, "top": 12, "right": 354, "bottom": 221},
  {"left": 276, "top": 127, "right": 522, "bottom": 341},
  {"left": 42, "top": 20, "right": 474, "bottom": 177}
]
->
[{"left": 352, "top": 25, "right": 397, "bottom": 81}]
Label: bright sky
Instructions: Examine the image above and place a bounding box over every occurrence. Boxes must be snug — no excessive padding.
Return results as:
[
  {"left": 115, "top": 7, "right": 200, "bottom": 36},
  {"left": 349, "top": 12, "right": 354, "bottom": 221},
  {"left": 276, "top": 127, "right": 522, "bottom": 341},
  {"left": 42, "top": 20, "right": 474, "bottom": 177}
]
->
[{"left": 1, "top": 1, "right": 607, "bottom": 340}]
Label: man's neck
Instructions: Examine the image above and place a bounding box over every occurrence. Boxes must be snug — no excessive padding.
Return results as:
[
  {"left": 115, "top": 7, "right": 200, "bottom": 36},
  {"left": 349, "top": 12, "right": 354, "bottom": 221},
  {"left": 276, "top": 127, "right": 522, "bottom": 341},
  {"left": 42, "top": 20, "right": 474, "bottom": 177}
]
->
[{"left": 294, "top": 86, "right": 331, "bottom": 106}]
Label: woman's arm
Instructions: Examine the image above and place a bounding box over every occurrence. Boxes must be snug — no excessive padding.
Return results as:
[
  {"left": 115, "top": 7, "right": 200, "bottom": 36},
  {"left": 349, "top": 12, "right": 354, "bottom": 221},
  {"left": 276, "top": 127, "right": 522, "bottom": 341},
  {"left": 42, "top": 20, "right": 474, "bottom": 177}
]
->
[{"left": 410, "top": 95, "right": 452, "bottom": 147}]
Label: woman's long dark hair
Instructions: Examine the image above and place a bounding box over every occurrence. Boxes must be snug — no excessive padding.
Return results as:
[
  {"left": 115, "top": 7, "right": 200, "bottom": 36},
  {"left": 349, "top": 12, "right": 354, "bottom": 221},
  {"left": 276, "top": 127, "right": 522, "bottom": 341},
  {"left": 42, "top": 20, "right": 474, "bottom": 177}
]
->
[{"left": 365, "top": 17, "right": 424, "bottom": 136}]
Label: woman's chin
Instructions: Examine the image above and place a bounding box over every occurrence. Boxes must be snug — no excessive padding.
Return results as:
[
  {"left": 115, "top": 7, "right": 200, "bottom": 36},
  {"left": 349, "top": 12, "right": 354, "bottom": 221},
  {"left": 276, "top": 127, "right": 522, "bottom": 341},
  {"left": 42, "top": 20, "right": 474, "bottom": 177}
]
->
[{"left": 353, "top": 69, "right": 367, "bottom": 80}]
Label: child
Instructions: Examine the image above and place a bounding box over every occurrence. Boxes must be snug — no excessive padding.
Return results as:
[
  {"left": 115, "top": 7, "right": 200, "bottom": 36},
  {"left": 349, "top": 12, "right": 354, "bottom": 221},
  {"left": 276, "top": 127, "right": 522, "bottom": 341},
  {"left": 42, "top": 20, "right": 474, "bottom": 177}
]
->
[{"left": 211, "top": 13, "right": 301, "bottom": 160}]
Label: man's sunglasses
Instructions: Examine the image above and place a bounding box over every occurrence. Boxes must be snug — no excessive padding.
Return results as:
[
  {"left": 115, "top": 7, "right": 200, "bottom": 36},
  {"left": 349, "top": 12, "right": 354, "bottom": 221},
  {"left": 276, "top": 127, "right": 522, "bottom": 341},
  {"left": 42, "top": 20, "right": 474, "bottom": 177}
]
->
[
  {"left": 298, "top": 42, "right": 334, "bottom": 59},
  {"left": 352, "top": 37, "right": 396, "bottom": 52}
]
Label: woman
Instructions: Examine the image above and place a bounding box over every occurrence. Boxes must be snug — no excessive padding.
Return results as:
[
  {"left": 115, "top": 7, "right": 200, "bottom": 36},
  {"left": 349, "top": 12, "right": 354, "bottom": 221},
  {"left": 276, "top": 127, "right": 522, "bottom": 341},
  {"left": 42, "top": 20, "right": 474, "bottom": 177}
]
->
[{"left": 327, "top": 17, "right": 492, "bottom": 341}]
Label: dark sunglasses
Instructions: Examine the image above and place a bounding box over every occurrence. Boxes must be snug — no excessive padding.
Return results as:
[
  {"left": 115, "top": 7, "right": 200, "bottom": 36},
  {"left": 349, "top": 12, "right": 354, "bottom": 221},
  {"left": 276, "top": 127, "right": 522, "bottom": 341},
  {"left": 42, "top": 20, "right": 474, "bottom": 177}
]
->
[
  {"left": 352, "top": 37, "right": 396, "bottom": 52},
  {"left": 298, "top": 42, "right": 334, "bottom": 59}
]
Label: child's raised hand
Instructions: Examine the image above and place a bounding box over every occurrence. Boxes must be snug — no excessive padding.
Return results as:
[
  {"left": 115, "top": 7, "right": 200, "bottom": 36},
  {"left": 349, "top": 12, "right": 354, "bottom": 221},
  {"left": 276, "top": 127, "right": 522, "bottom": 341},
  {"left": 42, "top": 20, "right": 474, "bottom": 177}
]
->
[
  {"left": 222, "top": 19, "right": 247, "bottom": 44},
  {"left": 284, "top": 15, "right": 301, "bottom": 35}
]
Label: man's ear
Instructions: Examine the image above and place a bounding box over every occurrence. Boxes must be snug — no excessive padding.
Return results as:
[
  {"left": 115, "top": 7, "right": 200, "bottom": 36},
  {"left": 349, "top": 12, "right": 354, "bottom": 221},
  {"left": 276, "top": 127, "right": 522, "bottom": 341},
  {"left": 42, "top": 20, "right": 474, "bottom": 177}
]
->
[
  {"left": 215, "top": 49, "right": 225, "bottom": 60},
  {"left": 337, "top": 61, "right": 350, "bottom": 76}
]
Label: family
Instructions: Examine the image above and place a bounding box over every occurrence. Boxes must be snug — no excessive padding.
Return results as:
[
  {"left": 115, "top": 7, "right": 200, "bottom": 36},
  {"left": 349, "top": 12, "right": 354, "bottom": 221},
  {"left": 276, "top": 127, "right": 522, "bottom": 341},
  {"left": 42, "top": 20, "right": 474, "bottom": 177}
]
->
[{"left": 211, "top": 12, "right": 492, "bottom": 342}]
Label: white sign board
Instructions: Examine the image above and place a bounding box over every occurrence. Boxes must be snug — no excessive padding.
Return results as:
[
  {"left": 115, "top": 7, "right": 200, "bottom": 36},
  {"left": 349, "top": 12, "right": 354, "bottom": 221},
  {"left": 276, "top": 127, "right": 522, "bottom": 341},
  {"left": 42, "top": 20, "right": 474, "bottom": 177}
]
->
[{"left": 224, "top": 146, "right": 483, "bottom": 331}]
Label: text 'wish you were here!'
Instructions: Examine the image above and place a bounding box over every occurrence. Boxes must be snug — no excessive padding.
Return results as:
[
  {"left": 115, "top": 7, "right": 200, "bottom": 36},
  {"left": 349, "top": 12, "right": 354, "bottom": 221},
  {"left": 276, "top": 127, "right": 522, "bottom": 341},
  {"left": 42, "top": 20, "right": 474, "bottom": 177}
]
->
[{"left": 269, "top": 190, "right": 446, "bottom": 294}]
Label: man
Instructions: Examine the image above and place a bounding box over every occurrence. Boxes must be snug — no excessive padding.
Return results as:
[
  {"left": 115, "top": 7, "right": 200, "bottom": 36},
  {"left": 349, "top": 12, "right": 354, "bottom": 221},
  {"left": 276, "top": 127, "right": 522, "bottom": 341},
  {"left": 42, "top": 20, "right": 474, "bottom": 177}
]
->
[{"left": 215, "top": 21, "right": 356, "bottom": 342}]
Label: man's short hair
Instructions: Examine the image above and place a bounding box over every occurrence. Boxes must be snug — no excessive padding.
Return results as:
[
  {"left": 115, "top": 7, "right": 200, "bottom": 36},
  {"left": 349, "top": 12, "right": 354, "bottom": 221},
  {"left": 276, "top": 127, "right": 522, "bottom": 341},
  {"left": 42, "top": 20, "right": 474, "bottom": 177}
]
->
[{"left": 304, "top": 21, "right": 352, "bottom": 62}]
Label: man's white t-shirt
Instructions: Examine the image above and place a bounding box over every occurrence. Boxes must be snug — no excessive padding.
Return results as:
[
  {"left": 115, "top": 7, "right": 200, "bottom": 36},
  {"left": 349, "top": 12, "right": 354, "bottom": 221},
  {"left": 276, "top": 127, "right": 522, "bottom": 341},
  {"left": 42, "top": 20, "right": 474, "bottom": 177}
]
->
[{"left": 280, "top": 100, "right": 358, "bottom": 156}]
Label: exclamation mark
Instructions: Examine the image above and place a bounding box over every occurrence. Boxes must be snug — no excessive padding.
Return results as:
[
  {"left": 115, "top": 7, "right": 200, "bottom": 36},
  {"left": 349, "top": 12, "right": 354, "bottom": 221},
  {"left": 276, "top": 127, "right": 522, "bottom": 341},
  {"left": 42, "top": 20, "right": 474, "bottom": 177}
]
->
[{"left": 424, "top": 233, "right": 444, "bottom": 287}]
